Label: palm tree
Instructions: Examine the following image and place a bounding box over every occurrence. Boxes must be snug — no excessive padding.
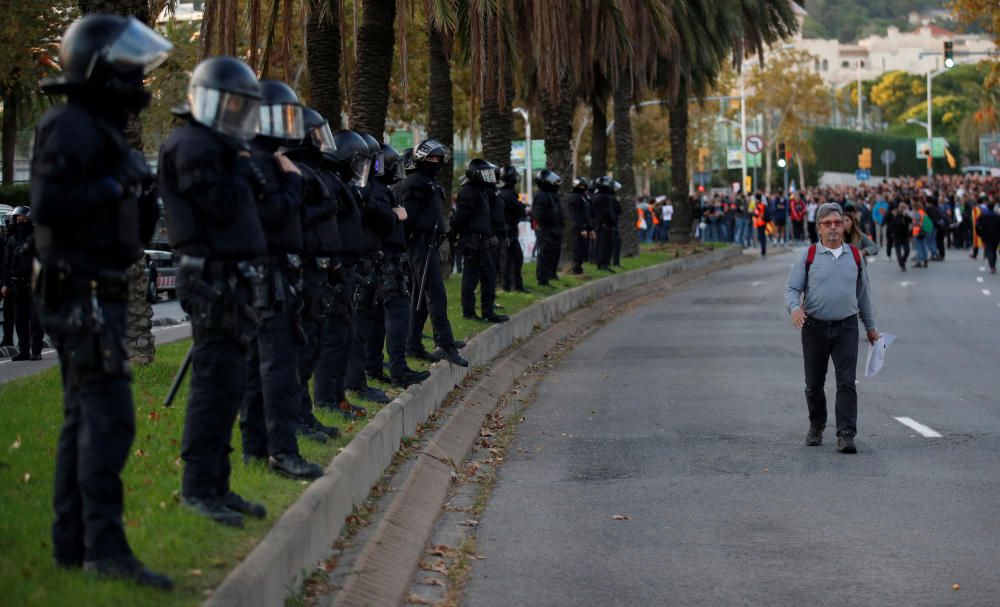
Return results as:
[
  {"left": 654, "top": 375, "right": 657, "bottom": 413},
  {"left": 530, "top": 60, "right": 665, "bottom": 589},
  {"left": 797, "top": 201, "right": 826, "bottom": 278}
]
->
[
  {"left": 349, "top": 0, "right": 398, "bottom": 135},
  {"left": 427, "top": 21, "right": 455, "bottom": 204},
  {"left": 78, "top": 0, "right": 156, "bottom": 365},
  {"left": 305, "top": 0, "right": 343, "bottom": 128}
]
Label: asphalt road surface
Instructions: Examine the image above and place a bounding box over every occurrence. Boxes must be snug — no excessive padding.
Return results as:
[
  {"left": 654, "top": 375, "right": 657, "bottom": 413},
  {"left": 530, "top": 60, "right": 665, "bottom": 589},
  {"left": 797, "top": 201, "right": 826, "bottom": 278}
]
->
[{"left": 465, "top": 249, "right": 1000, "bottom": 606}]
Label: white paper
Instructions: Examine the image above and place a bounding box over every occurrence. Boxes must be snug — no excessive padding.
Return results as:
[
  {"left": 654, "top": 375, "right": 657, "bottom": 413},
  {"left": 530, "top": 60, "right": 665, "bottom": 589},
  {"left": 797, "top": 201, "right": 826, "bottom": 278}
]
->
[{"left": 864, "top": 333, "right": 896, "bottom": 377}]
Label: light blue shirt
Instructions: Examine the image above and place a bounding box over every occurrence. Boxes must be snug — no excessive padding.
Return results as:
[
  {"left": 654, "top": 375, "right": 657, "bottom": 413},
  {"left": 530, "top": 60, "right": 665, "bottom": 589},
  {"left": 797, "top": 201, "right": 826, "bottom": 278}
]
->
[{"left": 785, "top": 243, "right": 877, "bottom": 331}]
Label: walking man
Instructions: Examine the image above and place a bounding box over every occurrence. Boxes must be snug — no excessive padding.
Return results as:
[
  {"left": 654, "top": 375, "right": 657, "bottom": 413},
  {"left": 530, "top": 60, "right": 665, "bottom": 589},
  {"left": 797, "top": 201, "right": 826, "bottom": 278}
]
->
[{"left": 785, "top": 202, "right": 879, "bottom": 454}]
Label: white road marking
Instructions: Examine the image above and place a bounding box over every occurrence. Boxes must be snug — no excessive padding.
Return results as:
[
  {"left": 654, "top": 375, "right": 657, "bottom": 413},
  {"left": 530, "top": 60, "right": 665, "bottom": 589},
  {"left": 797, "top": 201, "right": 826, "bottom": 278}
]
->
[
  {"left": 0, "top": 323, "right": 189, "bottom": 367},
  {"left": 750, "top": 281, "right": 765, "bottom": 287},
  {"left": 0, "top": 348, "right": 57, "bottom": 366},
  {"left": 983, "top": 289, "right": 992, "bottom": 296},
  {"left": 980, "top": 266, "right": 986, "bottom": 272},
  {"left": 894, "top": 416, "right": 943, "bottom": 438},
  {"left": 897, "top": 281, "right": 914, "bottom": 287},
  {"left": 977, "top": 276, "right": 985, "bottom": 283}
]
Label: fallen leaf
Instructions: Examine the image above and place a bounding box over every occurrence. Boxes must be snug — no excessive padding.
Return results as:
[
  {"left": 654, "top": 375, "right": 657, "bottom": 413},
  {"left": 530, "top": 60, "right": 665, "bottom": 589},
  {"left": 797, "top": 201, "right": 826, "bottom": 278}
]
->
[
  {"left": 148, "top": 410, "right": 160, "bottom": 422},
  {"left": 429, "top": 560, "right": 449, "bottom": 574},
  {"left": 23, "top": 472, "right": 30, "bottom": 484},
  {"left": 471, "top": 554, "right": 488, "bottom": 560},
  {"left": 125, "top": 518, "right": 139, "bottom": 528},
  {"left": 320, "top": 559, "right": 336, "bottom": 572},
  {"left": 188, "top": 569, "right": 203, "bottom": 577},
  {"left": 429, "top": 545, "right": 456, "bottom": 557},
  {"left": 159, "top": 501, "right": 167, "bottom": 509},
  {"left": 519, "top": 416, "right": 526, "bottom": 422},
  {"left": 405, "top": 595, "right": 433, "bottom": 605},
  {"left": 134, "top": 449, "right": 148, "bottom": 458},
  {"left": 479, "top": 429, "right": 495, "bottom": 437},
  {"left": 611, "top": 514, "right": 632, "bottom": 521},
  {"left": 458, "top": 519, "right": 479, "bottom": 527},
  {"left": 11, "top": 435, "right": 22, "bottom": 450},
  {"left": 173, "top": 456, "right": 182, "bottom": 469},
  {"left": 425, "top": 577, "right": 446, "bottom": 587},
  {"left": 953, "top": 584, "right": 960, "bottom": 591}
]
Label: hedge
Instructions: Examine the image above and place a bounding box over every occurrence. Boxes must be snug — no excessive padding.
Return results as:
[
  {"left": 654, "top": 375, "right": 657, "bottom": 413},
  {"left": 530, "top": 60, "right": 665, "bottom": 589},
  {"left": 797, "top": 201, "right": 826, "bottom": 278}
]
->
[
  {"left": 809, "top": 127, "right": 961, "bottom": 178},
  {"left": 0, "top": 184, "right": 30, "bottom": 207}
]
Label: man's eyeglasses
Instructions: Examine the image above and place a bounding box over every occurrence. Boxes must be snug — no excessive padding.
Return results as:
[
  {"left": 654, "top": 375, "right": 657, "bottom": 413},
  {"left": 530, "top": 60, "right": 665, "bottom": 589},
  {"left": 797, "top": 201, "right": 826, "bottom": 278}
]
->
[{"left": 819, "top": 220, "right": 843, "bottom": 228}]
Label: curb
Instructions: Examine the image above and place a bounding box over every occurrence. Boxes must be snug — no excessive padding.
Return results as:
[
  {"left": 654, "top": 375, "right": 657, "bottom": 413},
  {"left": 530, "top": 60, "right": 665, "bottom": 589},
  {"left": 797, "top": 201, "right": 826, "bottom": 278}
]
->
[{"left": 205, "top": 245, "right": 744, "bottom": 607}]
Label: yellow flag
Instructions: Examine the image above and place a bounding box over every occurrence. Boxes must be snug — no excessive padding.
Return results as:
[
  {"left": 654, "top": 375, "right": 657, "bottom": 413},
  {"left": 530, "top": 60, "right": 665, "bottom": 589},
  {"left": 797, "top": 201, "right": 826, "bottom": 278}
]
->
[{"left": 944, "top": 146, "right": 957, "bottom": 169}]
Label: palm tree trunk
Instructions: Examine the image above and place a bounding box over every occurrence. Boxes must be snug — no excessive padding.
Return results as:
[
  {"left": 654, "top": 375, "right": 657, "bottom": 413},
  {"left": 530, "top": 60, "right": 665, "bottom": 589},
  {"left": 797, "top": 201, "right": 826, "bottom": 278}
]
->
[
  {"left": 589, "top": 96, "right": 608, "bottom": 179},
  {"left": 542, "top": 73, "right": 576, "bottom": 268},
  {"left": 79, "top": 0, "right": 155, "bottom": 365},
  {"left": 668, "top": 78, "right": 691, "bottom": 244},
  {"left": 480, "top": 62, "right": 513, "bottom": 167},
  {"left": 306, "top": 0, "right": 342, "bottom": 129},
  {"left": 613, "top": 70, "right": 639, "bottom": 257},
  {"left": 348, "top": 0, "right": 396, "bottom": 136},
  {"left": 427, "top": 23, "right": 455, "bottom": 277},
  {"left": 2, "top": 85, "right": 18, "bottom": 186}
]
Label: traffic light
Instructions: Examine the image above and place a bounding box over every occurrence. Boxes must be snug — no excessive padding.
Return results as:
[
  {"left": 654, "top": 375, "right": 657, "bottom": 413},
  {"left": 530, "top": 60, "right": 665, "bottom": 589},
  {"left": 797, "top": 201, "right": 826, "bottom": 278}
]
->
[
  {"left": 777, "top": 143, "right": 787, "bottom": 168},
  {"left": 943, "top": 40, "right": 954, "bottom": 68},
  {"left": 858, "top": 147, "right": 872, "bottom": 169}
]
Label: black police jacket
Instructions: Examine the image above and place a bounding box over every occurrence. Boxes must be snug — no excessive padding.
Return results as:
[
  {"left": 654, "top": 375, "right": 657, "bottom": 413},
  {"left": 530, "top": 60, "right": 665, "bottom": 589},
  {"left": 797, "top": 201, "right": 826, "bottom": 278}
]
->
[
  {"left": 488, "top": 188, "right": 507, "bottom": 239},
  {"left": 31, "top": 103, "right": 158, "bottom": 274},
  {"left": 592, "top": 192, "right": 617, "bottom": 229},
  {"left": 567, "top": 191, "right": 593, "bottom": 233},
  {"left": 332, "top": 173, "right": 363, "bottom": 261},
  {"left": 399, "top": 172, "right": 446, "bottom": 238},
  {"left": 499, "top": 187, "right": 526, "bottom": 235},
  {"left": 296, "top": 160, "right": 342, "bottom": 258},
  {"left": 159, "top": 121, "right": 267, "bottom": 260},
  {"left": 2, "top": 229, "right": 35, "bottom": 284},
  {"left": 451, "top": 182, "right": 492, "bottom": 248},
  {"left": 360, "top": 180, "right": 398, "bottom": 256},
  {"left": 250, "top": 141, "right": 304, "bottom": 255},
  {"left": 369, "top": 179, "right": 407, "bottom": 254},
  {"left": 531, "top": 189, "right": 564, "bottom": 233}
]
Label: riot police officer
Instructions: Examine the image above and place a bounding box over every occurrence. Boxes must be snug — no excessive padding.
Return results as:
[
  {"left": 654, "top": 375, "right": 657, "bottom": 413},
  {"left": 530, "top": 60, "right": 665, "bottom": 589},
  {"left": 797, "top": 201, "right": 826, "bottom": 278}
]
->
[
  {"left": 567, "top": 177, "right": 595, "bottom": 275},
  {"left": 160, "top": 55, "right": 270, "bottom": 527},
  {"left": 488, "top": 166, "right": 507, "bottom": 284},
  {"left": 238, "top": 80, "right": 324, "bottom": 480},
  {"left": 32, "top": 14, "right": 173, "bottom": 588},
  {"left": 1, "top": 206, "right": 43, "bottom": 360},
  {"left": 498, "top": 166, "right": 527, "bottom": 293},
  {"left": 593, "top": 176, "right": 621, "bottom": 272},
  {"left": 279, "top": 108, "right": 344, "bottom": 441},
  {"left": 0, "top": 216, "right": 12, "bottom": 347},
  {"left": 399, "top": 139, "right": 467, "bottom": 366},
  {"left": 344, "top": 133, "right": 393, "bottom": 404},
  {"left": 365, "top": 145, "right": 431, "bottom": 387},
  {"left": 452, "top": 159, "right": 507, "bottom": 322},
  {"left": 531, "top": 169, "right": 564, "bottom": 286}
]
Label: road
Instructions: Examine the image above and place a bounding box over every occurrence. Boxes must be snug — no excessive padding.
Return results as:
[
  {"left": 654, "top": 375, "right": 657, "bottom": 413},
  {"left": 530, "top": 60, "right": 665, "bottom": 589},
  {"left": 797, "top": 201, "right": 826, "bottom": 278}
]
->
[
  {"left": 0, "top": 298, "right": 189, "bottom": 385},
  {"left": 464, "top": 249, "right": 1000, "bottom": 606}
]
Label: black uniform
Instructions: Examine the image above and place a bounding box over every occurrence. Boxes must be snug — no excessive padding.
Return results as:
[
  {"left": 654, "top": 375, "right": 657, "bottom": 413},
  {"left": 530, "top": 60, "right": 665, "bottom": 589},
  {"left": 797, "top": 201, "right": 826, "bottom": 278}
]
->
[
  {"left": 488, "top": 185, "right": 506, "bottom": 279},
  {"left": 31, "top": 100, "right": 158, "bottom": 567},
  {"left": 532, "top": 187, "right": 564, "bottom": 285},
  {"left": 0, "top": 233, "right": 14, "bottom": 346},
  {"left": 611, "top": 196, "right": 623, "bottom": 266},
  {"left": 593, "top": 190, "right": 617, "bottom": 269},
  {"left": 159, "top": 119, "right": 267, "bottom": 503},
  {"left": 239, "top": 141, "right": 306, "bottom": 461},
  {"left": 2, "top": 222, "right": 43, "bottom": 357},
  {"left": 399, "top": 172, "right": 458, "bottom": 353},
  {"left": 567, "top": 189, "right": 593, "bottom": 274},
  {"left": 499, "top": 187, "right": 526, "bottom": 291},
  {"left": 452, "top": 180, "right": 498, "bottom": 318}
]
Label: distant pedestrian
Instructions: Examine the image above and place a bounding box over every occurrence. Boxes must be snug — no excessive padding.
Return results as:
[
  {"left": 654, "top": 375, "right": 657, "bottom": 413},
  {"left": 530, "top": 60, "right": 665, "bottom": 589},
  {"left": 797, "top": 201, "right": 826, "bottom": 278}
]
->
[
  {"left": 785, "top": 202, "right": 879, "bottom": 454},
  {"left": 976, "top": 201, "right": 1000, "bottom": 274}
]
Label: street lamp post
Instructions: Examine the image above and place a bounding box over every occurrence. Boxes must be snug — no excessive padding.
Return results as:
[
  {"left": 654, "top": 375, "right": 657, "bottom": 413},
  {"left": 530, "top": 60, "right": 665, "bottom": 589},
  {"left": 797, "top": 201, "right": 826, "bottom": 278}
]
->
[
  {"left": 740, "top": 69, "right": 748, "bottom": 193},
  {"left": 514, "top": 106, "right": 532, "bottom": 200}
]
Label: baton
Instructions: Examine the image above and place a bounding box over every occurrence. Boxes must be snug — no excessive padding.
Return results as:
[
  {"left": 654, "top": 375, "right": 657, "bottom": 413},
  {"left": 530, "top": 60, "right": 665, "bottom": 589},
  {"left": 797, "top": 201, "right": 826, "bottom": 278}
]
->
[
  {"left": 415, "top": 222, "right": 438, "bottom": 312},
  {"left": 164, "top": 346, "right": 193, "bottom": 407}
]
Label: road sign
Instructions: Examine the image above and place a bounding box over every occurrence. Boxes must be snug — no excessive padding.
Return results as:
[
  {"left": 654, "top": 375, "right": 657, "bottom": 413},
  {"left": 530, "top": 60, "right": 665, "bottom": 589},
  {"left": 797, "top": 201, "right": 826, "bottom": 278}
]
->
[
  {"left": 726, "top": 147, "right": 743, "bottom": 169},
  {"left": 880, "top": 149, "right": 896, "bottom": 166},
  {"left": 855, "top": 169, "right": 871, "bottom": 181},
  {"left": 745, "top": 135, "right": 764, "bottom": 155},
  {"left": 916, "top": 137, "right": 947, "bottom": 159}
]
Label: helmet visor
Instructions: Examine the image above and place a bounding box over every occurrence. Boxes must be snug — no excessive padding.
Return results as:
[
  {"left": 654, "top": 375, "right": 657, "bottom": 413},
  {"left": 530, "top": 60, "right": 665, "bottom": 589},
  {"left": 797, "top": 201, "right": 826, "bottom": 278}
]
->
[
  {"left": 478, "top": 169, "right": 497, "bottom": 184},
  {"left": 188, "top": 86, "right": 261, "bottom": 140},
  {"left": 351, "top": 156, "right": 372, "bottom": 188},
  {"left": 97, "top": 17, "right": 173, "bottom": 76},
  {"left": 310, "top": 123, "right": 336, "bottom": 154},
  {"left": 391, "top": 159, "right": 406, "bottom": 182},
  {"left": 373, "top": 152, "right": 385, "bottom": 177},
  {"left": 258, "top": 103, "right": 305, "bottom": 140},
  {"left": 613, "top": 180, "right": 622, "bottom": 192}
]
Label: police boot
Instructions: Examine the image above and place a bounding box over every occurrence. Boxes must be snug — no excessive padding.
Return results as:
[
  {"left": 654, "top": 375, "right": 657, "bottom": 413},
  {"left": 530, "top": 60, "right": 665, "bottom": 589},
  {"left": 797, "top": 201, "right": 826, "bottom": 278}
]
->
[
  {"left": 269, "top": 453, "right": 324, "bottom": 480},
  {"left": 11, "top": 351, "right": 30, "bottom": 361},
  {"left": 348, "top": 386, "right": 389, "bottom": 404},
  {"left": 407, "top": 348, "right": 441, "bottom": 363},
  {"left": 220, "top": 491, "right": 267, "bottom": 519},
  {"left": 297, "top": 425, "right": 328, "bottom": 443},
  {"left": 434, "top": 345, "right": 469, "bottom": 367},
  {"left": 484, "top": 313, "right": 509, "bottom": 323},
  {"left": 366, "top": 368, "right": 392, "bottom": 384},
  {"left": 391, "top": 368, "right": 431, "bottom": 388},
  {"left": 306, "top": 417, "right": 341, "bottom": 439},
  {"left": 455, "top": 340, "right": 467, "bottom": 349},
  {"left": 83, "top": 555, "right": 174, "bottom": 590},
  {"left": 182, "top": 496, "right": 244, "bottom": 527}
]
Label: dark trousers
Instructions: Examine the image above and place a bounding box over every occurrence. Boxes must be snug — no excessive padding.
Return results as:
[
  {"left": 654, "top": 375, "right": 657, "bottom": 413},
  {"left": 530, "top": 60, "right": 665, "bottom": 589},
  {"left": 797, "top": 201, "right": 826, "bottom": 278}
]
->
[
  {"left": 894, "top": 240, "right": 910, "bottom": 269},
  {"left": 502, "top": 238, "right": 524, "bottom": 291},
  {"left": 757, "top": 225, "right": 768, "bottom": 256},
  {"left": 792, "top": 220, "right": 805, "bottom": 242},
  {"left": 461, "top": 244, "right": 497, "bottom": 317},
  {"left": 313, "top": 269, "right": 354, "bottom": 406},
  {"left": 807, "top": 221, "right": 818, "bottom": 244},
  {"left": 535, "top": 230, "right": 561, "bottom": 283},
  {"left": 408, "top": 241, "right": 455, "bottom": 352},
  {"left": 240, "top": 307, "right": 302, "bottom": 459},
  {"left": 50, "top": 300, "right": 134, "bottom": 564},
  {"left": 182, "top": 338, "right": 246, "bottom": 498},
  {"left": 611, "top": 228, "right": 621, "bottom": 266},
  {"left": 802, "top": 316, "right": 859, "bottom": 437},
  {"left": 596, "top": 227, "right": 614, "bottom": 267},
  {"left": 346, "top": 264, "right": 376, "bottom": 391},
  {"left": 935, "top": 228, "right": 946, "bottom": 259},
  {"left": 572, "top": 234, "right": 589, "bottom": 271},
  {"left": 1, "top": 289, "right": 13, "bottom": 344},
  {"left": 11, "top": 281, "right": 43, "bottom": 355},
  {"left": 985, "top": 239, "right": 999, "bottom": 270}
]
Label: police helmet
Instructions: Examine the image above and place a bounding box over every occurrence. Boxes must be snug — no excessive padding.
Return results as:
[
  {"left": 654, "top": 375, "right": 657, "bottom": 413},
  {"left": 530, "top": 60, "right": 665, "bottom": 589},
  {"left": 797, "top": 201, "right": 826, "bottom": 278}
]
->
[
  {"left": 327, "top": 130, "right": 372, "bottom": 187},
  {"left": 381, "top": 144, "right": 406, "bottom": 184},
  {"left": 412, "top": 139, "right": 452, "bottom": 165},
  {"left": 359, "top": 133, "right": 383, "bottom": 177},
  {"left": 572, "top": 176, "right": 591, "bottom": 191},
  {"left": 594, "top": 175, "right": 622, "bottom": 192},
  {"left": 186, "top": 56, "right": 262, "bottom": 140},
  {"left": 257, "top": 80, "right": 304, "bottom": 142},
  {"left": 42, "top": 15, "right": 172, "bottom": 109},
  {"left": 466, "top": 158, "right": 498, "bottom": 185},
  {"left": 499, "top": 166, "right": 520, "bottom": 187},
  {"left": 301, "top": 107, "right": 336, "bottom": 154},
  {"left": 10, "top": 206, "right": 31, "bottom": 220},
  {"left": 400, "top": 148, "right": 416, "bottom": 174},
  {"left": 535, "top": 169, "right": 562, "bottom": 189}
]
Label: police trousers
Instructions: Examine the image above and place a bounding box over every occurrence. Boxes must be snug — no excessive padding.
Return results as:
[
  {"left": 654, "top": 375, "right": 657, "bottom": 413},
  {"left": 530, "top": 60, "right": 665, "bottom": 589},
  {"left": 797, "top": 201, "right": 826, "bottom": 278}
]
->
[
  {"left": 461, "top": 243, "right": 498, "bottom": 317},
  {"left": 408, "top": 240, "right": 456, "bottom": 352}
]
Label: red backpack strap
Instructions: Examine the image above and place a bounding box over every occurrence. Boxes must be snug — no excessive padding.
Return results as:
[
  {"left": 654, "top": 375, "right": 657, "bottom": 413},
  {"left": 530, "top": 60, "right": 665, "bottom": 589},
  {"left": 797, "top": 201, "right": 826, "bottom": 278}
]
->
[
  {"left": 806, "top": 244, "right": 817, "bottom": 267},
  {"left": 849, "top": 244, "right": 862, "bottom": 270}
]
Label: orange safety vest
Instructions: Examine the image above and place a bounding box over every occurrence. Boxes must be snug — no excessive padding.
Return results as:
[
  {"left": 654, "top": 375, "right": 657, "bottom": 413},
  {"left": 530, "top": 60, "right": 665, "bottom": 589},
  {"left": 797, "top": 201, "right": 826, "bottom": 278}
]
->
[
  {"left": 753, "top": 203, "right": 766, "bottom": 228},
  {"left": 911, "top": 209, "right": 926, "bottom": 238}
]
